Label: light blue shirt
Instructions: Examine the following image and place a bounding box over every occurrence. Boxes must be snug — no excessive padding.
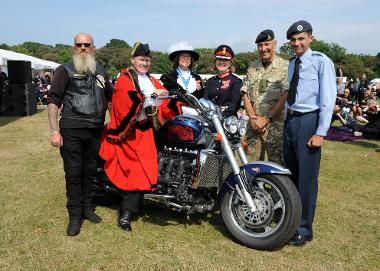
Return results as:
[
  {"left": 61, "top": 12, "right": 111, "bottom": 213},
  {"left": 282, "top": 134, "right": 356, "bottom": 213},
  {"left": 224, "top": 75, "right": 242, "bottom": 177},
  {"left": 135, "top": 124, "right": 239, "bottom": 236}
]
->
[{"left": 286, "top": 48, "right": 336, "bottom": 136}]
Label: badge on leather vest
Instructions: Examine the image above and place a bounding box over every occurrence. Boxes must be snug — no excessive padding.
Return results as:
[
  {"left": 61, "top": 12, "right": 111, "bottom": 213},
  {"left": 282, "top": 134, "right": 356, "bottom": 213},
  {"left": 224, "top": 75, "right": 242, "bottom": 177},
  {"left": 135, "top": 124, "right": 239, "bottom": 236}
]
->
[{"left": 96, "top": 75, "right": 105, "bottom": 88}]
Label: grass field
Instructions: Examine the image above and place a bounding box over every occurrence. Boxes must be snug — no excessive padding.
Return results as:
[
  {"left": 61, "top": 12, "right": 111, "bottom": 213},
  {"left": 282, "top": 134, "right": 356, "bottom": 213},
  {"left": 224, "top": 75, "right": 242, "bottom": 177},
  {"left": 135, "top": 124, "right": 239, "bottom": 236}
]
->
[{"left": 0, "top": 106, "right": 379, "bottom": 271}]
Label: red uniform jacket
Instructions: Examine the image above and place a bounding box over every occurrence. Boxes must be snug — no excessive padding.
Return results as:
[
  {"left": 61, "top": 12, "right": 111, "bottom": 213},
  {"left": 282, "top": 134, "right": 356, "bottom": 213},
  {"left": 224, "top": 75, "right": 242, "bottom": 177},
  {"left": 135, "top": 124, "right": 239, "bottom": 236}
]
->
[{"left": 99, "top": 68, "right": 180, "bottom": 191}]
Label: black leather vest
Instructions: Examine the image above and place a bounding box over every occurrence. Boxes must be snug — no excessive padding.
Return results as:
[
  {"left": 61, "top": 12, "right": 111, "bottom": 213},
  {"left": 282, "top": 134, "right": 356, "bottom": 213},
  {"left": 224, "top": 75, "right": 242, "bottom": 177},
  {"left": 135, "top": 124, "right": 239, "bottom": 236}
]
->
[{"left": 61, "top": 62, "right": 107, "bottom": 126}]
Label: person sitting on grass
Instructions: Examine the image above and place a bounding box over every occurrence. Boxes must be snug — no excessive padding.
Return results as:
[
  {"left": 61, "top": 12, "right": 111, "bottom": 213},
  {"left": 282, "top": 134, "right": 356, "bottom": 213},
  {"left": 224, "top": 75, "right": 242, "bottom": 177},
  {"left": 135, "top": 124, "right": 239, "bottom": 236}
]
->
[
  {"left": 334, "top": 87, "right": 368, "bottom": 123},
  {"left": 354, "top": 105, "right": 380, "bottom": 138},
  {"left": 335, "top": 107, "right": 362, "bottom": 136},
  {"left": 359, "top": 88, "right": 377, "bottom": 118}
]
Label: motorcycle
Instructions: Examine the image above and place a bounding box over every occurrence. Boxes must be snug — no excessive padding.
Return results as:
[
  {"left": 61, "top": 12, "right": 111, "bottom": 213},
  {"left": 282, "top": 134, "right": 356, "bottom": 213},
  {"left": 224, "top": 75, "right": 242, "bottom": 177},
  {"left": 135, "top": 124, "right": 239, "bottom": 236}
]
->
[{"left": 93, "top": 75, "right": 301, "bottom": 250}]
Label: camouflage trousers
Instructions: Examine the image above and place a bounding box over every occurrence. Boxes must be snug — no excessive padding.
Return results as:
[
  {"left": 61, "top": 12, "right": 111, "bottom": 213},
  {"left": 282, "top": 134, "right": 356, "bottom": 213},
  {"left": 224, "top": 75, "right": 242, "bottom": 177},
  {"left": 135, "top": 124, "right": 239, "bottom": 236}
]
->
[{"left": 244, "top": 120, "right": 284, "bottom": 165}]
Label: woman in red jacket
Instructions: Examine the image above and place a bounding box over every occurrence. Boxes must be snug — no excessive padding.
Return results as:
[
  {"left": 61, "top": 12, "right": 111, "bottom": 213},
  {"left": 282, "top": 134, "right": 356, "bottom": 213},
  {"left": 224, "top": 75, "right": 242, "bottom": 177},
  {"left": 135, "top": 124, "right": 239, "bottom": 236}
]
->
[{"left": 99, "top": 42, "right": 179, "bottom": 231}]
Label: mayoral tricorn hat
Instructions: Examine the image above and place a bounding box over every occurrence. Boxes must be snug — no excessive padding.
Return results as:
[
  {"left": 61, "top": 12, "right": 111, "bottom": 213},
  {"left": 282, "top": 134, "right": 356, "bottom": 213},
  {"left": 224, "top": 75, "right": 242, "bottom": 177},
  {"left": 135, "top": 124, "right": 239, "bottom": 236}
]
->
[{"left": 131, "top": 42, "right": 151, "bottom": 57}]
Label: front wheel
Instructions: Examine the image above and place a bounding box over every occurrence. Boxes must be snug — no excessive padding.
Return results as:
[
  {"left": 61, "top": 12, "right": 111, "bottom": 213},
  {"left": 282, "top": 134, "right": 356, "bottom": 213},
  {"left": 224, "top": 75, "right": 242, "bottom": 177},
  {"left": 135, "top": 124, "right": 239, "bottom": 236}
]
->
[{"left": 220, "top": 174, "right": 301, "bottom": 250}]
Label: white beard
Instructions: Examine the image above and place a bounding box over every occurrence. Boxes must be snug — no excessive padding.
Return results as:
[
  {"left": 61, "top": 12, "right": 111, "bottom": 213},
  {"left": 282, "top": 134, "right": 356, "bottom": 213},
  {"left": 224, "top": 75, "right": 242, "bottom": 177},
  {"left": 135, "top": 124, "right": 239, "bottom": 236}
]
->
[{"left": 72, "top": 53, "right": 97, "bottom": 75}]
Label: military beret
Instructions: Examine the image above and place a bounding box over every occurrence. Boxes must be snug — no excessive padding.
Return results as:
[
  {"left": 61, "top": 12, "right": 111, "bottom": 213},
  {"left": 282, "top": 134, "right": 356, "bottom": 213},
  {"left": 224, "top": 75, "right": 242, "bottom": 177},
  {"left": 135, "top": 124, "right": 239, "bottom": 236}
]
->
[
  {"left": 255, "top": 29, "right": 275, "bottom": 43},
  {"left": 131, "top": 41, "right": 151, "bottom": 57},
  {"left": 286, "top": 20, "right": 313, "bottom": 39},
  {"left": 214, "top": 44, "right": 234, "bottom": 59}
]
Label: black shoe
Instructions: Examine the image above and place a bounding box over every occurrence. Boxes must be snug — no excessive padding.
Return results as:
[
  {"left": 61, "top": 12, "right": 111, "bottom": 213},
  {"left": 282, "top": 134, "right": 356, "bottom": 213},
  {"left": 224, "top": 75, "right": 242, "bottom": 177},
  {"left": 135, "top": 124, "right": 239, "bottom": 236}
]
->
[
  {"left": 67, "top": 219, "right": 83, "bottom": 236},
  {"left": 288, "top": 234, "right": 313, "bottom": 246},
  {"left": 84, "top": 210, "right": 102, "bottom": 224},
  {"left": 118, "top": 210, "right": 133, "bottom": 231}
]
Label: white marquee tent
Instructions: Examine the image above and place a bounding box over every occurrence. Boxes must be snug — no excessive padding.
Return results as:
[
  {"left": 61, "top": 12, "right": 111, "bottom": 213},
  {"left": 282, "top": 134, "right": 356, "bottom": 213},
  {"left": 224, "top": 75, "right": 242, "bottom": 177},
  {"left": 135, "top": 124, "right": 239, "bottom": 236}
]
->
[{"left": 0, "top": 49, "right": 60, "bottom": 74}]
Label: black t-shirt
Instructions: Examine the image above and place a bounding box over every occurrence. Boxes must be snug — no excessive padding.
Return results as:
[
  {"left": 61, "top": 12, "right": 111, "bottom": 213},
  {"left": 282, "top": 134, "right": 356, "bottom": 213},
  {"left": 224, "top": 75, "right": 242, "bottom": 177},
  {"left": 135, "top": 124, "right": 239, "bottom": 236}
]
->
[{"left": 338, "top": 93, "right": 352, "bottom": 105}]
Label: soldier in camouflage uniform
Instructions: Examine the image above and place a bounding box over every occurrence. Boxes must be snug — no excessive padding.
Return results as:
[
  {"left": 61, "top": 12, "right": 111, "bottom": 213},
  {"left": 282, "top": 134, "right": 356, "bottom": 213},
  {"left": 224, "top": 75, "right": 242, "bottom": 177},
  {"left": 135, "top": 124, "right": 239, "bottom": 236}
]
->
[{"left": 241, "top": 29, "right": 289, "bottom": 165}]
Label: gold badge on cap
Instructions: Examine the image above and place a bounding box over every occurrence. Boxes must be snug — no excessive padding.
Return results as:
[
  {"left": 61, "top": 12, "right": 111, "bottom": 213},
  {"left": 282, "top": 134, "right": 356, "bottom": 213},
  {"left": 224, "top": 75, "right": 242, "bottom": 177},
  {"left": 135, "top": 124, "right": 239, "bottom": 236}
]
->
[{"left": 222, "top": 47, "right": 227, "bottom": 55}]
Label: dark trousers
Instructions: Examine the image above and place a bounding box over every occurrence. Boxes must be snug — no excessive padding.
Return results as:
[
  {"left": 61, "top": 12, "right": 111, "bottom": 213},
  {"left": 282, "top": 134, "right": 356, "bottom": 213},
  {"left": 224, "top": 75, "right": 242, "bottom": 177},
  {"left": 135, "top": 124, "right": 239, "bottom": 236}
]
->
[
  {"left": 60, "top": 128, "right": 102, "bottom": 219},
  {"left": 120, "top": 191, "right": 141, "bottom": 214},
  {"left": 283, "top": 112, "right": 321, "bottom": 237}
]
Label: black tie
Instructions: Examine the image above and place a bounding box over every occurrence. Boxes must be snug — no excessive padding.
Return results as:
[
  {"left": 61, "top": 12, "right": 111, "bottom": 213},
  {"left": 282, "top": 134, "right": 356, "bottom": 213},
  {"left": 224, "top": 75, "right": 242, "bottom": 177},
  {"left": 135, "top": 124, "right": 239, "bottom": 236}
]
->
[{"left": 287, "top": 57, "right": 301, "bottom": 106}]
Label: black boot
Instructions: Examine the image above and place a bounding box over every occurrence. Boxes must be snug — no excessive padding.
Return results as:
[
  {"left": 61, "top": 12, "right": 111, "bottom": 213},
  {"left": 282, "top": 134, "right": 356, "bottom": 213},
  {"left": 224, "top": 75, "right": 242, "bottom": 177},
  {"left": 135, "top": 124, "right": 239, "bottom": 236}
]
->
[
  {"left": 84, "top": 210, "right": 102, "bottom": 224},
  {"left": 118, "top": 209, "right": 133, "bottom": 231},
  {"left": 67, "top": 219, "right": 83, "bottom": 236}
]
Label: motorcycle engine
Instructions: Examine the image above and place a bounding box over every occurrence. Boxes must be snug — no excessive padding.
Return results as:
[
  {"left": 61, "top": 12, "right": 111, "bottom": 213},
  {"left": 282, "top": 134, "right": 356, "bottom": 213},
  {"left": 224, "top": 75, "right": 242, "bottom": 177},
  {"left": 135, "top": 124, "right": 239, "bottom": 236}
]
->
[{"left": 157, "top": 147, "right": 196, "bottom": 189}]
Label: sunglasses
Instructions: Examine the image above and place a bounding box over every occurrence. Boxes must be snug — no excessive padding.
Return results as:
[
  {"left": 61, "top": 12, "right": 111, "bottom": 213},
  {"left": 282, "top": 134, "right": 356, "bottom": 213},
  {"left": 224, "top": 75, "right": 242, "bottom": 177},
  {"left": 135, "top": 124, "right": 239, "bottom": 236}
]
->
[{"left": 75, "top": 43, "right": 92, "bottom": 48}]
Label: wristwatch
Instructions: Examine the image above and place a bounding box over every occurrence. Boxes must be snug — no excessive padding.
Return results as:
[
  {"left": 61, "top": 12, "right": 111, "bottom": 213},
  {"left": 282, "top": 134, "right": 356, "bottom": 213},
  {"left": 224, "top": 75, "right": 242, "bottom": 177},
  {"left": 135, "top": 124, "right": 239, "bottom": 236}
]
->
[{"left": 265, "top": 112, "right": 273, "bottom": 123}]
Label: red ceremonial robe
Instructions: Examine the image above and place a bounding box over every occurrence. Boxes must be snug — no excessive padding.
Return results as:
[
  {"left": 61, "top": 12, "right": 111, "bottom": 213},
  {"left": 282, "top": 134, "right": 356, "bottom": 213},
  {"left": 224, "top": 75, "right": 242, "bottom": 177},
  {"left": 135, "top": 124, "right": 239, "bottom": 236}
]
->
[{"left": 99, "top": 68, "right": 180, "bottom": 191}]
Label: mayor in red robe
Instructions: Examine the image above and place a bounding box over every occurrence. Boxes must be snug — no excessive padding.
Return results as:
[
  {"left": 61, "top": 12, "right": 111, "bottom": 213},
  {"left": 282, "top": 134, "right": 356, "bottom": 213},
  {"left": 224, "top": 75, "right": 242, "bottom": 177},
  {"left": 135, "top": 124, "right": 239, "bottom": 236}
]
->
[{"left": 99, "top": 42, "right": 180, "bottom": 231}]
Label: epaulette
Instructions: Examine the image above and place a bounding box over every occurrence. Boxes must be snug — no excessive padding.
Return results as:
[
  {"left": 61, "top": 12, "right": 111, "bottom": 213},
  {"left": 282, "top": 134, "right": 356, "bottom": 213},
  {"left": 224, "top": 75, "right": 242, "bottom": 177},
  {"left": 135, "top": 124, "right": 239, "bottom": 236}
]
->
[
  {"left": 205, "top": 75, "right": 218, "bottom": 82},
  {"left": 230, "top": 73, "right": 242, "bottom": 81},
  {"left": 311, "top": 51, "right": 325, "bottom": 58}
]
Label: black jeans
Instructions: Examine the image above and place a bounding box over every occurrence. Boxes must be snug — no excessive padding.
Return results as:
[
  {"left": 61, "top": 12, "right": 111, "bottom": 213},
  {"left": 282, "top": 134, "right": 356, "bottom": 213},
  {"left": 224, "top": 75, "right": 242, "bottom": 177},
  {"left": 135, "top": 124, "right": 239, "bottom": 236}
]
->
[{"left": 60, "top": 128, "right": 102, "bottom": 219}]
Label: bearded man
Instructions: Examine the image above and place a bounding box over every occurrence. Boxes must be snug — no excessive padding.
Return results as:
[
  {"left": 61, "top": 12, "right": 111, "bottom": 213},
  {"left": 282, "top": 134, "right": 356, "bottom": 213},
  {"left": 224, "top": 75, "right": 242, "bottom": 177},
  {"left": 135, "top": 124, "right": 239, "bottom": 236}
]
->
[{"left": 47, "top": 33, "right": 112, "bottom": 236}]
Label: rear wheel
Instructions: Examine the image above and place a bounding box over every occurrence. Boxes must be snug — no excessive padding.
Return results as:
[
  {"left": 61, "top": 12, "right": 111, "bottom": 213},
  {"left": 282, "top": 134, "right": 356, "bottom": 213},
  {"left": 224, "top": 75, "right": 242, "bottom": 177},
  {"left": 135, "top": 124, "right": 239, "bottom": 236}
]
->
[{"left": 220, "top": 174, "right": 301, "bottom": 250}]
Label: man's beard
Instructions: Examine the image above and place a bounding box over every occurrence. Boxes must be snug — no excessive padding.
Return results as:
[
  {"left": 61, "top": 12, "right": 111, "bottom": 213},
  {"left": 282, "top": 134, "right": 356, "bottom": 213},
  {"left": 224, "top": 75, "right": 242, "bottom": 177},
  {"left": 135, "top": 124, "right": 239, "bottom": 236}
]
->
[{"left": 72, "top": 53, "right": 97, "bottom": 75}]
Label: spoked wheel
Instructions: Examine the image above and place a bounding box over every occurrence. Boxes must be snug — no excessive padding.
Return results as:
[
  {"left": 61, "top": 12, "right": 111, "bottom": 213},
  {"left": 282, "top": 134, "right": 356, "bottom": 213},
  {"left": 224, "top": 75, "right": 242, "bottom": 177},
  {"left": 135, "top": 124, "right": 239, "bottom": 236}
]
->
[{"left": 220, "top": 174, "right": 301, "bottom": 250}]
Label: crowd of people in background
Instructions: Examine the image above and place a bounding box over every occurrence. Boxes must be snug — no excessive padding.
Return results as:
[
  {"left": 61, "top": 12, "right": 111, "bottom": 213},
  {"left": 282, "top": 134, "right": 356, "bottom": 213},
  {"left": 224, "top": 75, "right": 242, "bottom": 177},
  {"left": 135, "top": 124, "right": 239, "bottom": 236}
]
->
[
  {"left": 333, "top": 71, "right": 380, "bottom": 138},
  {"left": 32, "top": 72, "right": 52, "bottom": 105}
]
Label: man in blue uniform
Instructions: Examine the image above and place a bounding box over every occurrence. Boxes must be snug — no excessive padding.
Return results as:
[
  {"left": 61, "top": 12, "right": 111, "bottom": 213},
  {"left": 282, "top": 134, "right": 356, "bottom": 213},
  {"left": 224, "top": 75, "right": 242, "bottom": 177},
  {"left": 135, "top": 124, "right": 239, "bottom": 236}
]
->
[{"left": 283, "top": 20, "right": 336, "bottom": 246}]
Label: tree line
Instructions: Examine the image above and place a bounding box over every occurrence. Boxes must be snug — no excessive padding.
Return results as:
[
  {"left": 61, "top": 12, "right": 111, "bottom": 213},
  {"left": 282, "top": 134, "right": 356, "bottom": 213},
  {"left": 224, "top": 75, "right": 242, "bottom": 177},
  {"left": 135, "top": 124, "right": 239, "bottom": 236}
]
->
[{"left": 1, "top": 38, "right": 379, "bottom": 79}]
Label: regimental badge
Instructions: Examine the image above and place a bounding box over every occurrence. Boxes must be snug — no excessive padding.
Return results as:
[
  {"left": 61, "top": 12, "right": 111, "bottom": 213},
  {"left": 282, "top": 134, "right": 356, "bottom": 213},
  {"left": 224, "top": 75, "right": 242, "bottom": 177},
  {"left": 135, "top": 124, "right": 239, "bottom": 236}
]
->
[
  {"left": 221, "top": 80, "right": 231, "bottom": 90},
  {"left": 267, "top": 34, "right": 271, "bottom": 40},
  {"left": 222, "top": 47, "right": 227, "bottom": 55},
  {"left": 297, "top": 25, "right": 303, "bottom": 31},
  {"left": 96, "top": 75, "right": 105, "bottom": 88}
]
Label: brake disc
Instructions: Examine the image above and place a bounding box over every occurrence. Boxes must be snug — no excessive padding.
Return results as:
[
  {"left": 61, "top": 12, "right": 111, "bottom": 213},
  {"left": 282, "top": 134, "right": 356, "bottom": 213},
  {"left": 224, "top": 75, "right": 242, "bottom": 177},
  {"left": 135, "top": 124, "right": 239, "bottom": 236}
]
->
[{"left": 236, "top": 187, "right": 274, "bottom": 228}]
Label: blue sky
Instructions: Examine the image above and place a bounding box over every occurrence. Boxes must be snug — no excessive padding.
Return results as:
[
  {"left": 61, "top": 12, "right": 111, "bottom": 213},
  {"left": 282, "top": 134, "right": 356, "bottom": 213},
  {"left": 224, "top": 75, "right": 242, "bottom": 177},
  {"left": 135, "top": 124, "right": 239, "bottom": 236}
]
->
[{"left": 1, "top": 0, "right": 379, "bottom": 55}]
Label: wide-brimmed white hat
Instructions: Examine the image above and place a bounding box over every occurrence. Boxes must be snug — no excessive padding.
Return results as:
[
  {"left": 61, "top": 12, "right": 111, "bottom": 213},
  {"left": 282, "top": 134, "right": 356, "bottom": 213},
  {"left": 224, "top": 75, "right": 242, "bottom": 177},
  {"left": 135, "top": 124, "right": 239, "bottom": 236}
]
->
[{"left": 167, "top": 41, "right": 200, "bottom": 62}]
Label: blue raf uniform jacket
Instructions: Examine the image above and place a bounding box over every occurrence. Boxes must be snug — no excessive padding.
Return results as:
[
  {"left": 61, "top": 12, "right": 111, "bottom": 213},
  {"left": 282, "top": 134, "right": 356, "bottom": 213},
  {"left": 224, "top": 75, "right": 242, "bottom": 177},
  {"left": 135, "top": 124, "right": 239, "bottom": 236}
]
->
[{"left": 286, "top": 48, "right": 336, "bottom": 136}]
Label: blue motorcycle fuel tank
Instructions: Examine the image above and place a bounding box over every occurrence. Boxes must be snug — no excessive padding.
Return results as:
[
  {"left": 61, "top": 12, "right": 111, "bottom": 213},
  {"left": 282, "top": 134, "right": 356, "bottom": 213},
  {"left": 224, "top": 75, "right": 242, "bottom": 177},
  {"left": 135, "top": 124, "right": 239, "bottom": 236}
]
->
[{"left": 156, "top": 115, "right": 206, "bottom": 147}]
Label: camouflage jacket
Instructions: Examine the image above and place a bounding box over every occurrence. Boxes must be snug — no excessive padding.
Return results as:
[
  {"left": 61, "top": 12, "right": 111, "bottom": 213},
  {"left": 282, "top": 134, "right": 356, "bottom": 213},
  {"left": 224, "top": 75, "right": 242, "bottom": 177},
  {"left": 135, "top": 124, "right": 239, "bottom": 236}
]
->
[{"left": 241, "top": 55, "right": 289, "bottom": 116}]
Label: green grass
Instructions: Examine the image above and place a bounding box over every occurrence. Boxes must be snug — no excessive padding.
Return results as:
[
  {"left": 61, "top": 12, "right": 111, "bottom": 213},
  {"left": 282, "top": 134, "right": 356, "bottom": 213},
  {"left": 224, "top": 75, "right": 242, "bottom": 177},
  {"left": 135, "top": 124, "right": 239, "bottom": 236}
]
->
[{"left": 0, "top": 106, "right": 379, "bottom": 271}]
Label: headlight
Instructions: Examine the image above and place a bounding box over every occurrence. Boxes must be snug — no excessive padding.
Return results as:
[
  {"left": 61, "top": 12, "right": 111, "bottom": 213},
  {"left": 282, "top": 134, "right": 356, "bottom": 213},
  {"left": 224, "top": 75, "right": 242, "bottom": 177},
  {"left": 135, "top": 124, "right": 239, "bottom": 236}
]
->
[
  {"left": 224, "top": 116, "right": 238, "bottom": 134},
  {"left": 237, "top": 119, "right": 248, "bottom": 136}
]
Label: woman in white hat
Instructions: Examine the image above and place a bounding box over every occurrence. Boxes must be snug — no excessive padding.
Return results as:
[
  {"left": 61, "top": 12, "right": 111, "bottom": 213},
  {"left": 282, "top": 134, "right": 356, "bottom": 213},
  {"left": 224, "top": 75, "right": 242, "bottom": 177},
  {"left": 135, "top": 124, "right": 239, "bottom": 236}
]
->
[{"left": 161, "top": 41, "right": 204, "bottom": 99}]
